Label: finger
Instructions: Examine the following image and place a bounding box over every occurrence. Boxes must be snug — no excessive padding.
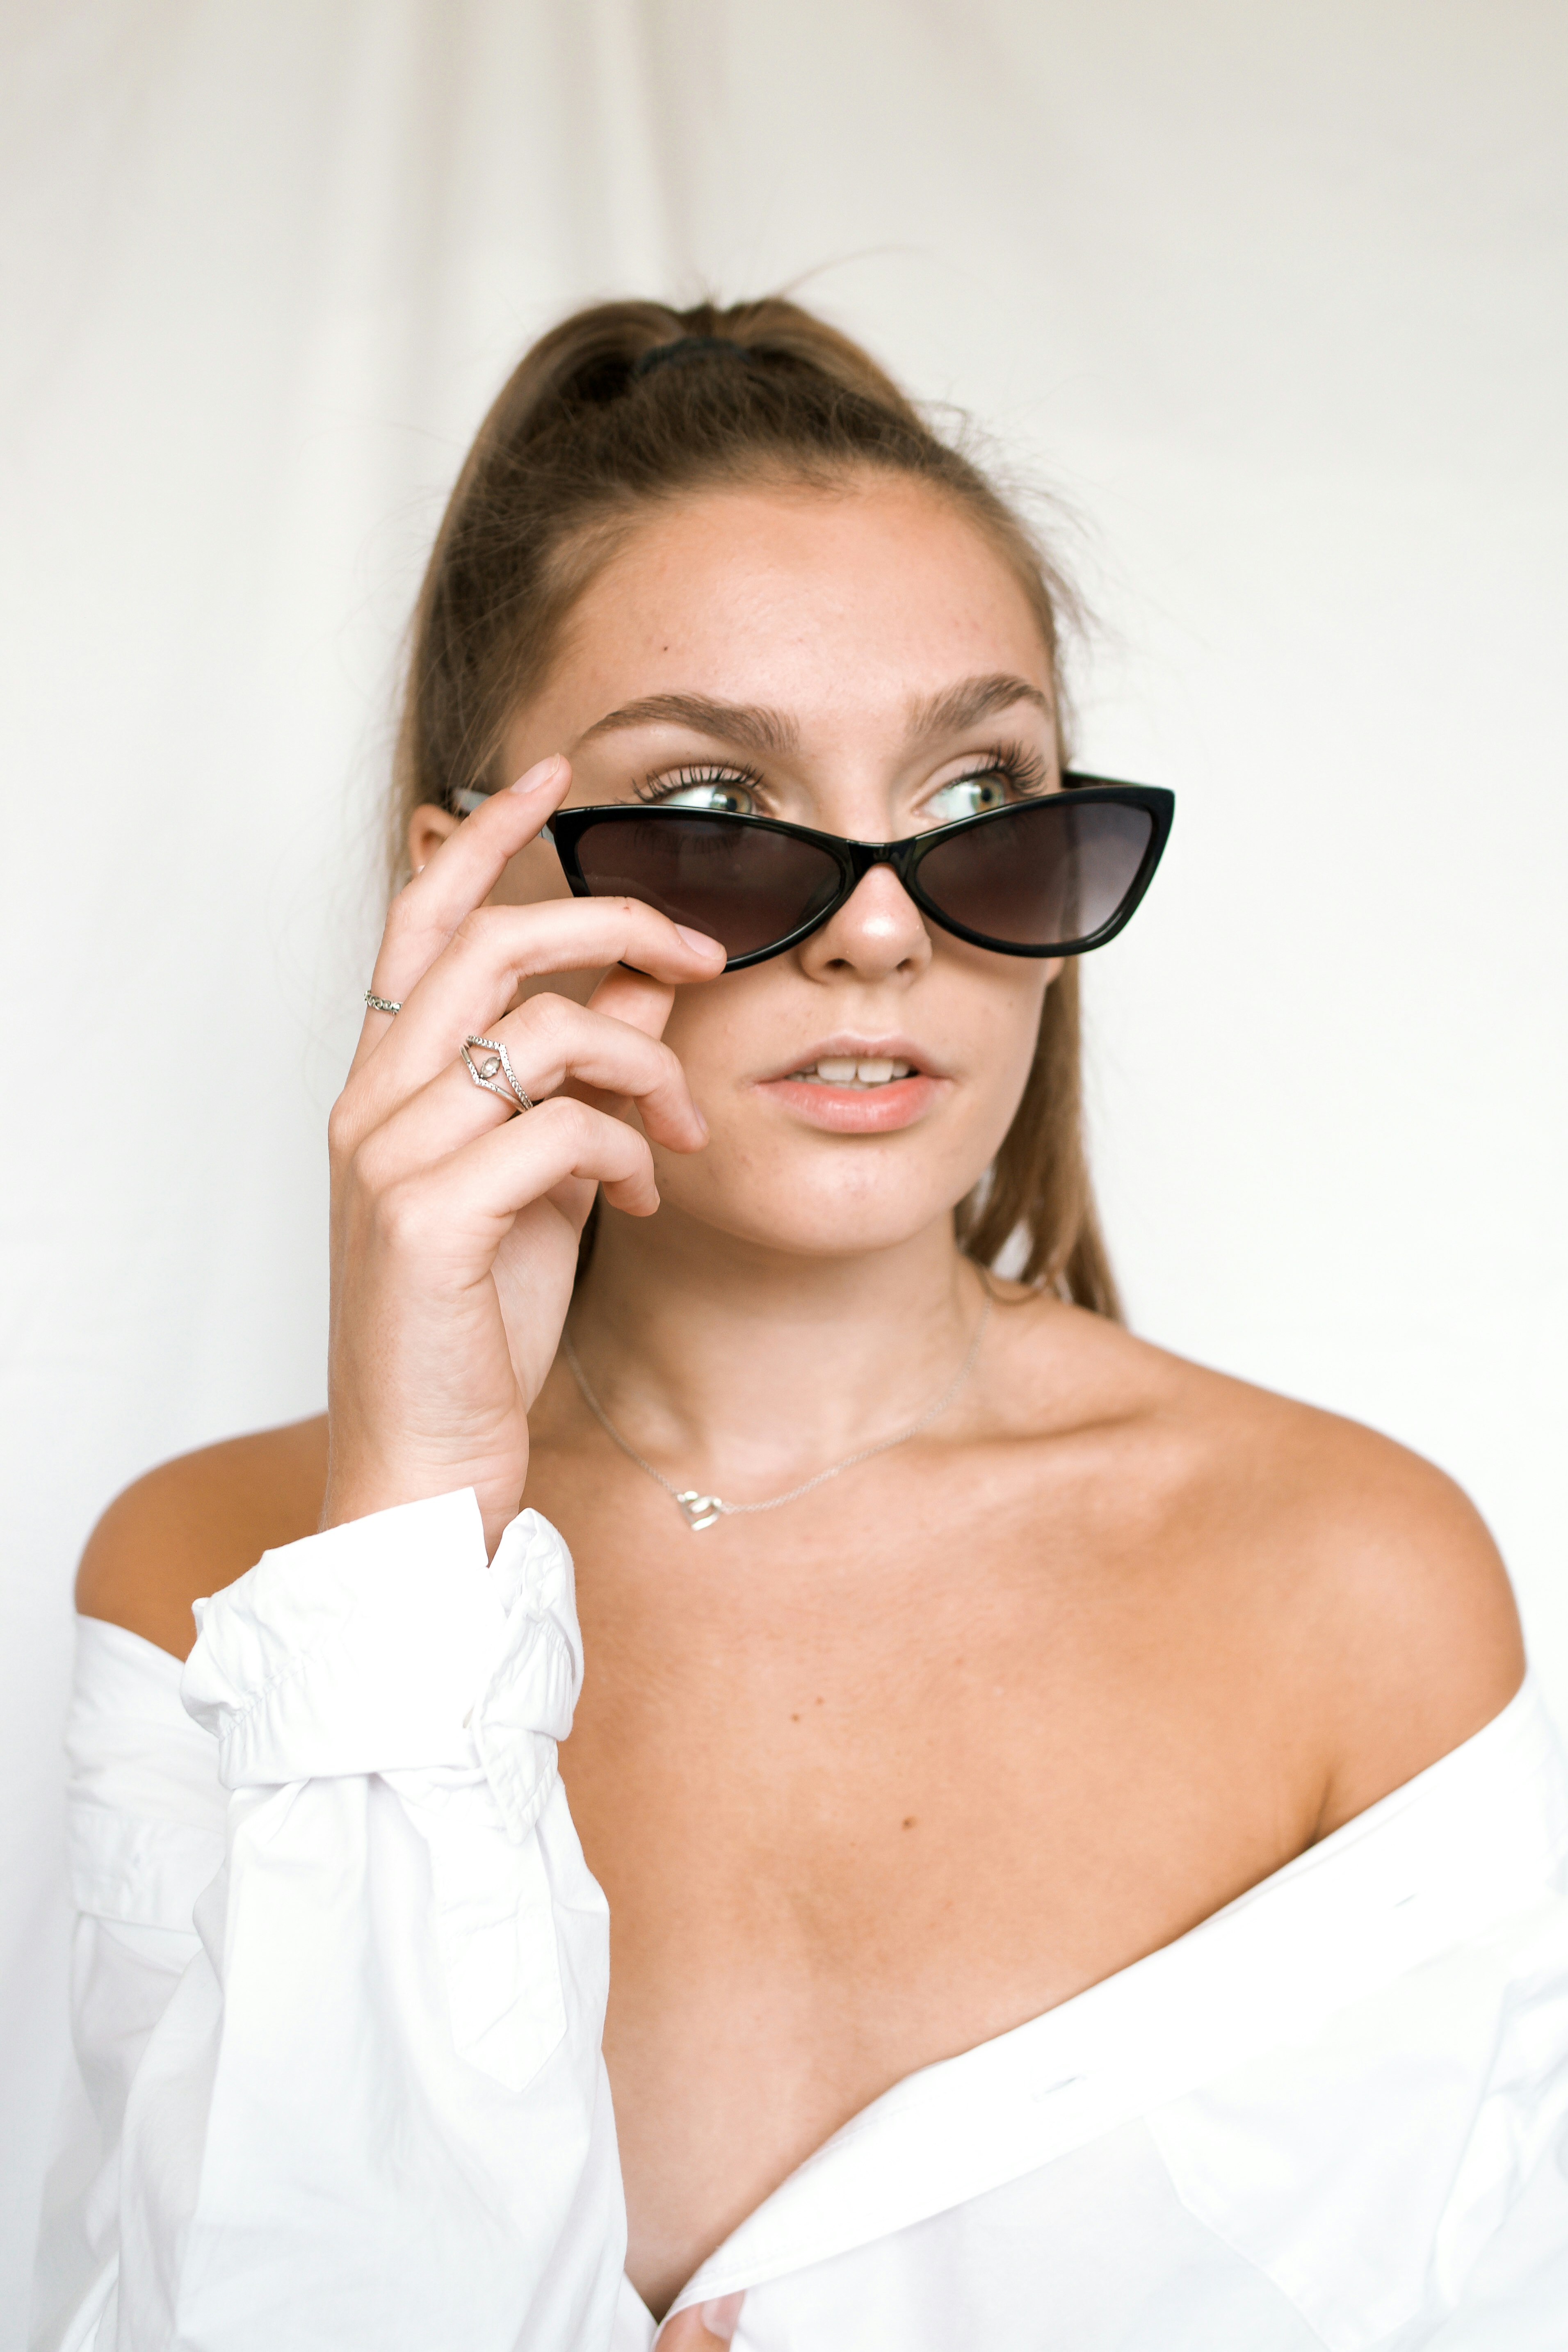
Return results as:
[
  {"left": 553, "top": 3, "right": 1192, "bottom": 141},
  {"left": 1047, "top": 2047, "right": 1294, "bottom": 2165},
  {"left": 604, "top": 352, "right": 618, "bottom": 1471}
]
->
[
  {"left": 492, "top": 992, "right": 706, "bottom": 1147},
  {"left": 586, "top": 963, "right": 683, "bottom": 1044},
  {"left": 360, "top": 996, "right": 706, "bottom": 1184},
  {"left": 386, "top": 1096, "right": 661, "bottom": 1240},
  {"left": 352, "top": 756, "right": 576, "bottom": 1073},
  {"left": 659, "top": 2299, "right": 743, "bottom": 2346},
  {"left": 376, "top": 753, "right": 572, "bottom": 982},
  {"left": 359, "top": 897, "right": 723, "bottom": 1105}
]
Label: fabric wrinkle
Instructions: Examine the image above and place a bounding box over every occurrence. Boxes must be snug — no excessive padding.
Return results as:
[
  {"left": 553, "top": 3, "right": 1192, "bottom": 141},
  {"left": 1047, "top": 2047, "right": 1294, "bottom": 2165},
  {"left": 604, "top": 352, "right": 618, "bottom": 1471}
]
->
[{"left": 30, "top": 1504, "right": 1568, "bottom": 2352}]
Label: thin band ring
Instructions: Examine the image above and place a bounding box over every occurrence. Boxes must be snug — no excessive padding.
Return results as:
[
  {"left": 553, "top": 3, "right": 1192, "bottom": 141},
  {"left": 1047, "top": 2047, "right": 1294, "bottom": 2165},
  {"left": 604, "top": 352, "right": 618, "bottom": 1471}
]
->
[
  {"left": 462, "top": 1034, "right": 534, "bottom": 1114},
  {"left": 363, "top": 989, "right": 402, "bottom": 1016}
]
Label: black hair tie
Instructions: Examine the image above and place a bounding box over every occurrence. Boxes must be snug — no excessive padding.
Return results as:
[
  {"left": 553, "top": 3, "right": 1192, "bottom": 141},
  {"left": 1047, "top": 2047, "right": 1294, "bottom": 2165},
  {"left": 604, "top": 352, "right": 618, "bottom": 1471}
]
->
[{"left": 631, "top": 334, "right": 753, "bottom": 381}]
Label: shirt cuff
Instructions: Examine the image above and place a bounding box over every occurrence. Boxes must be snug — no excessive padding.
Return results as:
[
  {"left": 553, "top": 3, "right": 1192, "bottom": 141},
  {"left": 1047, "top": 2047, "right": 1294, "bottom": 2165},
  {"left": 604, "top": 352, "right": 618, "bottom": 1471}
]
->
[{"left": 180, "top": 1491, "right": 583, "bottom": 1838}]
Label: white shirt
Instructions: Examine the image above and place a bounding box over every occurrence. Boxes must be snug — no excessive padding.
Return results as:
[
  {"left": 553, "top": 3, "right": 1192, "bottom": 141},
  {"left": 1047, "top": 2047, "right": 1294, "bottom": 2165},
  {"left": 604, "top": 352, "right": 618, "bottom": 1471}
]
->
[{"left": 30, "top": 1488, "right": 1568, "bottom": 2350}]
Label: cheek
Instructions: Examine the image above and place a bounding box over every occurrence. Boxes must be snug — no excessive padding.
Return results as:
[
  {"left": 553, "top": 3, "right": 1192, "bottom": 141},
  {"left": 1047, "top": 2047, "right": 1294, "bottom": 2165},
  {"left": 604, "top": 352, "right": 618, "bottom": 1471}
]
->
[
  {"left": 656, "top": 976, "right": 755, "bottom": 1093},
  {"left": 963, "top": 964, "right": 1055, "bottom": 1148}
]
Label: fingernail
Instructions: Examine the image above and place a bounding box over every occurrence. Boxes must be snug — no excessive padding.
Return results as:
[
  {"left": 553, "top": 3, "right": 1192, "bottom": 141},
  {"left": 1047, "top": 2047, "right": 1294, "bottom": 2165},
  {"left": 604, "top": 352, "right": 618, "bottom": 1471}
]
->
[
  {"left": 509, "top": 754, "right": 565, "bottom": 795},
  {"left": 675, "top": 925, "right": 724, "bottom": 960},
  {"left": 700, "top": 2295, "right": 744, "bottom": 2341}
]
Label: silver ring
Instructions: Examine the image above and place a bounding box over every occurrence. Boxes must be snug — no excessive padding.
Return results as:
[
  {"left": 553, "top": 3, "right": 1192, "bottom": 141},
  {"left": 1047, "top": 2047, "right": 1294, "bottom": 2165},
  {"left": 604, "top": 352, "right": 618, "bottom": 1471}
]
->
[
  {"left": 364, "top": 989, "right": 402, "bottom": 1016},
  {"left": 462, "top": 1034, "right": 534, "bottom": 1114}
]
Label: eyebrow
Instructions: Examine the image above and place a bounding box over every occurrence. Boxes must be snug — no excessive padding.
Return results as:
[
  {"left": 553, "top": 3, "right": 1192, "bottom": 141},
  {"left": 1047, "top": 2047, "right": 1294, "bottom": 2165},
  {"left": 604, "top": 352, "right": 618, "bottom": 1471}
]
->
[
  {"left": 910, "top": 673, "right": 1054, "bottom": 736},
  {"left": 573, "top": 671, "right": 1052, "bottom": 761},
  {"left": 574, "top": 693, "right": 799, "bottom": 756}
]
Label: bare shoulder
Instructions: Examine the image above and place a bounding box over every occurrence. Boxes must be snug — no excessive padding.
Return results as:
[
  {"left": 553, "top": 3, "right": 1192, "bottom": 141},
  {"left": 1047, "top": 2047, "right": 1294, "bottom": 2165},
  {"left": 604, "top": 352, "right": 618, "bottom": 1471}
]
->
[
  {"left": 76, "top": 1415, "right": 331, "bottom": 1661},
  {"left": 993, "top": 1291, "right": 1526, "bottom": 1829},
  {"left": 1236, "top": 1382, "right": 1527, "bottom": 1835}
]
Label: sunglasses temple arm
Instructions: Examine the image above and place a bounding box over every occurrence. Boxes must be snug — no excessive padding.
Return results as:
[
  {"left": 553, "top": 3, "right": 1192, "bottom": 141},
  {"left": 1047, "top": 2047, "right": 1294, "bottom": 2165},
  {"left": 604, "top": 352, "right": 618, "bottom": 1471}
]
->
[{"left": 446, "top": 787, "right": 557, "bottom": 843}]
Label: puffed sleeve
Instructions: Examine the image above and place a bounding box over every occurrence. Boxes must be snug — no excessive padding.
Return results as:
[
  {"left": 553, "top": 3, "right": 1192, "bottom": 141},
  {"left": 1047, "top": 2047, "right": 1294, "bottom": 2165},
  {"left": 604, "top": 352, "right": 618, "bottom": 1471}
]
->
[{"left": 35, "top": 1489, "right": 627, "bottom": 2352}]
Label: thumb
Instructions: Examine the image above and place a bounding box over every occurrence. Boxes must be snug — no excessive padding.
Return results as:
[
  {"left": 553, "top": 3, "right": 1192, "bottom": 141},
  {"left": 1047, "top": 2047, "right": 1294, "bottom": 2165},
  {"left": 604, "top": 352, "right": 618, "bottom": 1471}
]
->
[{"left": 658, "top": 2293, "right": 744, "bottom": 2345}]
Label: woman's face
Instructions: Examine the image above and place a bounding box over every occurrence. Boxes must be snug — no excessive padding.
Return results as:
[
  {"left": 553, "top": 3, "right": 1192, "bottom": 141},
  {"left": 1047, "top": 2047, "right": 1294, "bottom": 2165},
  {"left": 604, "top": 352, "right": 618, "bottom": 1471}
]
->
[{"left": 415, "top": 475, "right": 1062, "bottom": 1262}]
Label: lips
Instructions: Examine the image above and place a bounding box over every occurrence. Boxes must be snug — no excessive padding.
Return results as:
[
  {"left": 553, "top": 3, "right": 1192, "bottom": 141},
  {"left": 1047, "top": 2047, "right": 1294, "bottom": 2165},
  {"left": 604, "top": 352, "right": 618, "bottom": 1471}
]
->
[
  {"left": 751, "top": 1036, "right": 947, "bottom": 1134},
  {"left": 757, "top": 1034, "right": 945, "bottom": 1086}
]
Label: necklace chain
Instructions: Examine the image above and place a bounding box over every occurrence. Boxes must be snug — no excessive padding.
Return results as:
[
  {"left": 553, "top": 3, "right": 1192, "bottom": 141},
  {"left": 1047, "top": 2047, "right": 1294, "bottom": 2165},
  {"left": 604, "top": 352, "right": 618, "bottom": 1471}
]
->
[{"left": 559, "top": 1292, "right": 992, "bottom": 1531}]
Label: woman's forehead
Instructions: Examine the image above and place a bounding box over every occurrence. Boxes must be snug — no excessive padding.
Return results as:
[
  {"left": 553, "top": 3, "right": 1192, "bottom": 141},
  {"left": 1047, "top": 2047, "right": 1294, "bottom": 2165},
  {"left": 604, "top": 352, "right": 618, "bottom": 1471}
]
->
[{"left": 527, "top": 478, "right": 1055, "bottom": 749}]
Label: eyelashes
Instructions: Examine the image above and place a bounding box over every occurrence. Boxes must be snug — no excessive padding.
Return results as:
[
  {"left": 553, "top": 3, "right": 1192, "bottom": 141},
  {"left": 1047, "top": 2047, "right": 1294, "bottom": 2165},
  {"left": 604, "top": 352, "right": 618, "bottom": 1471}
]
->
[
  {"left": 633, "top": 759, "right": 765, "bottom": 806},
  {"left": 634, "top": 740, "right": 1050, "bottom": 808},
  {"left": 966, "top": 739, "right": 1050, "bottom": 797}
]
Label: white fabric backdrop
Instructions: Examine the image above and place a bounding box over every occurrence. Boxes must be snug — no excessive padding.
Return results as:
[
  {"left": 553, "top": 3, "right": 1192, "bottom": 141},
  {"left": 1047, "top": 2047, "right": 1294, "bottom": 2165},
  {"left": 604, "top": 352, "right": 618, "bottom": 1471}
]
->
[{"left": 3, "top": 0, "right": 1564, "bottom": 2331}]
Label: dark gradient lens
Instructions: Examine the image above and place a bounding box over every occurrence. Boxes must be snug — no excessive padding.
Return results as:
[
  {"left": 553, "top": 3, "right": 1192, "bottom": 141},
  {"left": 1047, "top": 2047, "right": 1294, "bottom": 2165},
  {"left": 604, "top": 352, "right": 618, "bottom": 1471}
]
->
[
  {"left": 914, "top": 797, "right": 1155, "bottom": 949},
  {"left": 569, "top": 813, "right": 844, "bottom": 959}
]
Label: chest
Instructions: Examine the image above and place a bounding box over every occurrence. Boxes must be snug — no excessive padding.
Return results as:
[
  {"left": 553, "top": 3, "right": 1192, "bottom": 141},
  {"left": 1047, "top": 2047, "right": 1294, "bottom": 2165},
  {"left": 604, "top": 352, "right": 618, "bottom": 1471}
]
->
[
  {"left": 532, "top": 1443, "right": 1324, "bottom": 2310},
  {"left": 559, "top": 1534, "right": 1306, "bottom": 2030}
]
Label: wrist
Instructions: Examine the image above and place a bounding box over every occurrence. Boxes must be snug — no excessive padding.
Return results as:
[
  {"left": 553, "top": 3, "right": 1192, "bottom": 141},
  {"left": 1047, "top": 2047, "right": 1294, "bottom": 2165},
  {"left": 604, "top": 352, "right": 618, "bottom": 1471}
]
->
[{"left": 321, "top": 1448, "right": 525, "bottom": 1557}]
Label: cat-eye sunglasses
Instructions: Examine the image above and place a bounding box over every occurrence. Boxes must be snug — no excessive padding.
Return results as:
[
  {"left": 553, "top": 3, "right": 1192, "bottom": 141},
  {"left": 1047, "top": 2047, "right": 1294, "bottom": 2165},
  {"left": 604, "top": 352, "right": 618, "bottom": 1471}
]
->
[{"left": 452, "top": 776, "right": 1173, "bottom": 971}]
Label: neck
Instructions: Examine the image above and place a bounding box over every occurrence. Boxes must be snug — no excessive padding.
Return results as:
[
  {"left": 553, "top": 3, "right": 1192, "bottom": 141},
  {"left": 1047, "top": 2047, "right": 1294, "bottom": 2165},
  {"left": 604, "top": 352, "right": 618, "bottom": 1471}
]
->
[{"left": 568, "top": 1203, "right": 986, "bottom": 1499}]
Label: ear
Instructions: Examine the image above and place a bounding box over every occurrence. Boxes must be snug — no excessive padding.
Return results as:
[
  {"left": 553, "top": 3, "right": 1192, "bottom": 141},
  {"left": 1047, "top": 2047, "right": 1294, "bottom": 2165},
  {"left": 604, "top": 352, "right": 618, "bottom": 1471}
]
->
[{"left": 409, "top": 801, "right": 460, "bottom": 876}]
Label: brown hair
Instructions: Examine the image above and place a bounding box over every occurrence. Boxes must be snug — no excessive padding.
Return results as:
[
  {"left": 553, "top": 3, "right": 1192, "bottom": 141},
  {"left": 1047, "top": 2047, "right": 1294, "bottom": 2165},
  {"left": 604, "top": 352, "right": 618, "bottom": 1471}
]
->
[{"left": 392, "top": 296, "right": 1119, "bottom": 1315}]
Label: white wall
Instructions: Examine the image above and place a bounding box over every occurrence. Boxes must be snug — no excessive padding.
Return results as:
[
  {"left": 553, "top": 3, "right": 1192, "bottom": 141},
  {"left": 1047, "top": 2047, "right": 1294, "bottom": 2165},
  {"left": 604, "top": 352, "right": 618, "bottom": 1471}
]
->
[{"left": 3, "top": 0, "right": 1563, "bottom": 2329}]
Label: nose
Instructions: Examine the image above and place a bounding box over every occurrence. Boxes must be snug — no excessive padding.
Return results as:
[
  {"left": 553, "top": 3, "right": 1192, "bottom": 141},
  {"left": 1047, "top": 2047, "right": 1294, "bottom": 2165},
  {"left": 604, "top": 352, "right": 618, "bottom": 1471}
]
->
[{"left": 796, "top": 861, "right": 932, "bottom": 983}]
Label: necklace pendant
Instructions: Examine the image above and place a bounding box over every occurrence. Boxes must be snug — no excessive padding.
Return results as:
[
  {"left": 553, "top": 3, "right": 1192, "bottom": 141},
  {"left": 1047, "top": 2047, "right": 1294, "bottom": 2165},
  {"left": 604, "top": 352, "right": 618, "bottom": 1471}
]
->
[{"left": 675, "top": 1490, "right": 725, "bottom": 1532}]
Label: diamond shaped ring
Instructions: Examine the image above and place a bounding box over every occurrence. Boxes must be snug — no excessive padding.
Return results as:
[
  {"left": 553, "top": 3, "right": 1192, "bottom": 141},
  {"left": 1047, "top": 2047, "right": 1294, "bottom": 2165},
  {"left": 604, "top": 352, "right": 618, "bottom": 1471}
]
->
[{"left": 461, "top": 1034, "right": 534, "bottom": 1115}]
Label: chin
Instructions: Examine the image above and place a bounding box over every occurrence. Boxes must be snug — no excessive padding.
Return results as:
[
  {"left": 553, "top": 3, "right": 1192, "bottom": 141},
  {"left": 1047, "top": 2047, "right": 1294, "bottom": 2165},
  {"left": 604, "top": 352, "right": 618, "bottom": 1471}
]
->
[
  {"left": 657, "top": 1134, "right": 987, "bottom": 1263},
  {"left": 684, "top": 1199, "right": 956, "bottom": 1261}
]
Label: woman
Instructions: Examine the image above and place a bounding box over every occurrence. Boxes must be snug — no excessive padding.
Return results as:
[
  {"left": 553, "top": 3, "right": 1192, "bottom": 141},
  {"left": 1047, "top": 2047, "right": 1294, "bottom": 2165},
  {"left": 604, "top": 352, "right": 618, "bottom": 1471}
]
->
[{"left": 39, "top": 300, "right": 1566, "bottom": 2350}]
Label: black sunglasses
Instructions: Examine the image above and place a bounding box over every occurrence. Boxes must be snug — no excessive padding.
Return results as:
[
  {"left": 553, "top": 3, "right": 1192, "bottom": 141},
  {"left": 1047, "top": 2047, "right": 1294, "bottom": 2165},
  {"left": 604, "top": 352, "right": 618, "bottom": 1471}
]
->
[{"left": 456, "top": 776, "right": 1173, "bottom": 970}]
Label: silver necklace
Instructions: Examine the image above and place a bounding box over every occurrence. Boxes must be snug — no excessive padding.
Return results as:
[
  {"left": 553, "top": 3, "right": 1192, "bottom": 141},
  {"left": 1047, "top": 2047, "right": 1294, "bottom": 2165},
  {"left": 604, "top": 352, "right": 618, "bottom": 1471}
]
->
[{"left": 560, "top": 1292, "right": 992, "bottom": 1532}]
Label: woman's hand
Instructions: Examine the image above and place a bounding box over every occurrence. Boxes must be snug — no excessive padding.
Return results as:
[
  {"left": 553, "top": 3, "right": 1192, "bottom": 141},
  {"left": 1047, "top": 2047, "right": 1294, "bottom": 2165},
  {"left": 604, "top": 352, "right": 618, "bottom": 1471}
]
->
[
  {"left": 322, "top": 756, "right": 725, "bottom": 1551},
  {"left": 658, "top": 2299, "right": 744, "bottom": 2345}
]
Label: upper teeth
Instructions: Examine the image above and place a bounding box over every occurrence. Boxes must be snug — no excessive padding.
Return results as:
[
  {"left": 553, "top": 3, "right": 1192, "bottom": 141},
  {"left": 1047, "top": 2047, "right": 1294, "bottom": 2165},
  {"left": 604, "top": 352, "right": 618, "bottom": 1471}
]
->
[{"left": 793, "top": 1058, "right": 914, "bottom": 1085}]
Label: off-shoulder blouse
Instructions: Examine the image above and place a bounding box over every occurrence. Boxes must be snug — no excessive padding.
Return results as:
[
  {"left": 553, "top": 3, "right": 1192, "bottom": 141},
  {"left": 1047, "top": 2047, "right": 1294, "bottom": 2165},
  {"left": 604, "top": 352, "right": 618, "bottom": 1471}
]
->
[{"left": 30, "top": 1490, "right": 1568, "bottom": 2350}]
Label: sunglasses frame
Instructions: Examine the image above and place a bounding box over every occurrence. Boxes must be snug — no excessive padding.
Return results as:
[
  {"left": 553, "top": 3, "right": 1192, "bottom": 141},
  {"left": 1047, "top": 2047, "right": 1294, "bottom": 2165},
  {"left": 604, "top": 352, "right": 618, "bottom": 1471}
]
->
[{"left": 537, "top": 775, "right": 1174, "bottom": 971}]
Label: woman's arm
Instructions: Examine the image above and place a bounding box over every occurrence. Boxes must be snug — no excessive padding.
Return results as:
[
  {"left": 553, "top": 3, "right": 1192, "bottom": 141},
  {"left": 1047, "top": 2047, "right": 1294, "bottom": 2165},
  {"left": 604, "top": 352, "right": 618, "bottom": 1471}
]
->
[
  {"left": 40, "top": 771, "right": 724, "bottom": 2349},
  {"left": 42, "top": 1489, "right": 627, "bottom": 2352}
]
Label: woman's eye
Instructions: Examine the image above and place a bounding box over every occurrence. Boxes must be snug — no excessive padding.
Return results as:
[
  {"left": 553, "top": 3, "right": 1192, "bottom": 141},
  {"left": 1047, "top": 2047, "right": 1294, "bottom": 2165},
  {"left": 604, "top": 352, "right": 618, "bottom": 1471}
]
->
[
  {"left": 650, "top": 775, "right": 758, "bottom": 815},
  {"left": 926, "top": 771, "right": 1011, "bottom": 824}
]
